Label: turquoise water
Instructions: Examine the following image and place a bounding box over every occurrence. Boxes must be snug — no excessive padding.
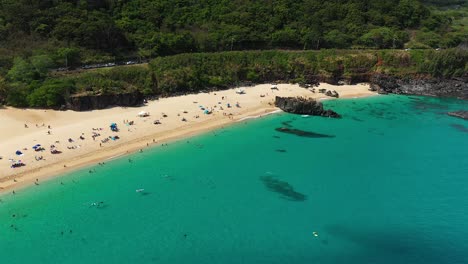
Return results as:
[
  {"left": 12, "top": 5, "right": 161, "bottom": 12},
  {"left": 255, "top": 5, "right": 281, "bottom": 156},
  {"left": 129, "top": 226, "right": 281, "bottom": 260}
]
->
[{"left": 1, "top": 95, "right": 467, "bottom": 263}]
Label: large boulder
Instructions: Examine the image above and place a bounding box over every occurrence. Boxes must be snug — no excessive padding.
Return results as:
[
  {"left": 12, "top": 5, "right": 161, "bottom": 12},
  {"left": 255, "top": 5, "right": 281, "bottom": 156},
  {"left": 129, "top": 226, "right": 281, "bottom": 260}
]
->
[{"left": 275, "top": 96, "right": 341, "bottom": 118}]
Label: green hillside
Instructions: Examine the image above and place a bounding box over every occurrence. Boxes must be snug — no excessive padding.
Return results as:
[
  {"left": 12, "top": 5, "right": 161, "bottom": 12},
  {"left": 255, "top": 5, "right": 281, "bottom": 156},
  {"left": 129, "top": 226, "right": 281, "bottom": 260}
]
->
[
  {"left": 0, "top": 0, "right": 466, "bottom": 66},
  {"left": 0, "top": 0, "right": 466, "bottom": 108}
]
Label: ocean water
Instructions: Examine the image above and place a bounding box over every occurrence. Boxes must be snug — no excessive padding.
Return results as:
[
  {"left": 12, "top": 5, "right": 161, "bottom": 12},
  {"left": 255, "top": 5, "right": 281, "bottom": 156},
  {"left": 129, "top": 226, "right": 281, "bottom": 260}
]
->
[{"left": 0, "top": 95, "right": 467, "bottom": 264}]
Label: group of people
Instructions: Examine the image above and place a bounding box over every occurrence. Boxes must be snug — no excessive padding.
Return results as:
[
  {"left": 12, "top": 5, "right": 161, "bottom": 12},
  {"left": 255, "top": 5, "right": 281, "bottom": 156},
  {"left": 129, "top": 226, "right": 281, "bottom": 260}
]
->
[{"left": 7, "top": 89, "right": 256, "bottom": 191}]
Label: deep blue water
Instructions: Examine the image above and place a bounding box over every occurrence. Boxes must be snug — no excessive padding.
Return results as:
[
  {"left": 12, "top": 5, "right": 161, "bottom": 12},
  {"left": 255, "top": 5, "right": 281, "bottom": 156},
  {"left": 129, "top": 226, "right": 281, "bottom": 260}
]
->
[{"left": 0, "top": 95, "right": 467, "bottom": 263}]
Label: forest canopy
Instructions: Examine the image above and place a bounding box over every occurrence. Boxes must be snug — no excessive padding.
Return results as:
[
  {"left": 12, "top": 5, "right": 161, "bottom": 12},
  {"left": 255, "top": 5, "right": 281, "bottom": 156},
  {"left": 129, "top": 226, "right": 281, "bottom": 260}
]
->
[{"left": 0, "top": 0, "right": 466, "bottom": 66}]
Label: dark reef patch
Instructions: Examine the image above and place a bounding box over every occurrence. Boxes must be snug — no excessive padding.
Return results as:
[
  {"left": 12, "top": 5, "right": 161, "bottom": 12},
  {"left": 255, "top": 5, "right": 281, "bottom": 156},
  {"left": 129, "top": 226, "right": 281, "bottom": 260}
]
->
[
  {"left": 260, "top": 176, "right": 307, "bottom": 201},
  {"left": 275, "top": 127, "right": 334, "bottom": 138},
  {"left": 351, "top": 117, "right": 364, "bottom": 122},
  {"left": 450, "top": 124, "right": 468, "bottom": 133},
  {"left": 411, "top": 100, "right": 449, "bottom": 111}
]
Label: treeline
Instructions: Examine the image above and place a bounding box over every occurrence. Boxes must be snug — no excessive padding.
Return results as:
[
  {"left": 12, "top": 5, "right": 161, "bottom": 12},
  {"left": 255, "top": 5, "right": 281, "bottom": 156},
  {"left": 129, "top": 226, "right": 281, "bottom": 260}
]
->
[
  {"left": 0, "top": 0, "right": 466, "bottom": 68},
  {"left": 148, "top": 49, "right": 467, "bottom": 94},
  {"left": 422, "top": 0, "right": 466, "bottom": 6},
  {"left": 1, "top": 49, "right": 465, "bottom": 108}
]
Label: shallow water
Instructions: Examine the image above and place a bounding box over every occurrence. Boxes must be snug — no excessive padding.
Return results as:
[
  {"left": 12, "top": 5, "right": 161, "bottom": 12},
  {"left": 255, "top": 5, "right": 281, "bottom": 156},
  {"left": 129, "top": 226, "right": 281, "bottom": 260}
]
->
[{"left": 1, "top": 95, "right": 467, "bottom": 264}]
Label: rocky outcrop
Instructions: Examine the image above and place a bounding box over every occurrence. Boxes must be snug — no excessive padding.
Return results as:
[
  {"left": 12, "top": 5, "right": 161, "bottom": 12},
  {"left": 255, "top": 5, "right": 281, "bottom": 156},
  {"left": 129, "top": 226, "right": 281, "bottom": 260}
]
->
[
  {"left": 325, "top": 90, "right": 339, "bottom": 98},
  {"left": 447, "top": 111, "right": 468, "bottom": 120},
  {"left": 370, "top": 74, "right": 468, "bottom": 100},
  {"left": 275, "top": 96, "right": 341, "bottom": 118},
  {"left": 67, "top": 91, "right": 144, "bottom": 111}
]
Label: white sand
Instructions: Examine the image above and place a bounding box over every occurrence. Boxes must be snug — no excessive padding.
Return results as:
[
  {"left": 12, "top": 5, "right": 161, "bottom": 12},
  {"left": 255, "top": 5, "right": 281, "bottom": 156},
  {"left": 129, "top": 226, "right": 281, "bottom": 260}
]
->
[{"left": 0, "top": 83, "right": 376, "bottom": 192}]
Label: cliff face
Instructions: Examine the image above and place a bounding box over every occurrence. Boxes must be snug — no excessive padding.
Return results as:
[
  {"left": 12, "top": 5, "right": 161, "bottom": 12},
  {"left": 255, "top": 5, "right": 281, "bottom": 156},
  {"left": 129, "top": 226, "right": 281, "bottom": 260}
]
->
[
  {"left": 275, "top": 96, "right": 341, "bottom": 118},
  {"left": 370, "top": 74, "right": 468, "bottom": 100},
  {"left": 67, "top": 92, "right": 144, "bottom": 111}
]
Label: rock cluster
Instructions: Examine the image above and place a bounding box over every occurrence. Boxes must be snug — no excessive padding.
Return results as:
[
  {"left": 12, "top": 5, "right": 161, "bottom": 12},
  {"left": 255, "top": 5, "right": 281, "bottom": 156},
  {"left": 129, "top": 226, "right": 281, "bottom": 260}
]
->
[
  {"left": 275, "top": 96, "right": 341, "bottom": 118},
  {"left": 325, "top": 90, "right": 339, "bottom": 98},
  {"left": 370, "top": 74, "right": 468, "bottom": 100}
]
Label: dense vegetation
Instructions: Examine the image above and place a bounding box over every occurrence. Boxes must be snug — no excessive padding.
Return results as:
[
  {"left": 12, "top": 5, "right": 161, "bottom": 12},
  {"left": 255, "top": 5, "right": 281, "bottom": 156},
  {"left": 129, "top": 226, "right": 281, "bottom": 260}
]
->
[
  {"left": 1, "top": 49, "right": 465, "bottom": 108},
  {"left": 0, "top": 0, "right": 466, "bottom": 66},
  {"left": 0, "top": 0, "right": 466, "bottom": 108}
]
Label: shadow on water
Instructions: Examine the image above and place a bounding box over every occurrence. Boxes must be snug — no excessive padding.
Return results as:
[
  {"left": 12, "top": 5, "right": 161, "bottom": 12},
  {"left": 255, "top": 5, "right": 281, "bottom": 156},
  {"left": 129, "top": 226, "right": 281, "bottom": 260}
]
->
[
  {"left": 351, "top": 117, "right": 364, "bottom": 122},
  {"left": 260, "top": 176, "right": 307, "bottom": 201},
  {"left": 275, "top": 127, "right": 335, "bottom": 138},
  {"left": 323, "top": 224, "right": 467, "bottom": 264},
  {"left": 450, "top": 124, "right": 468, "bottom": 133}
]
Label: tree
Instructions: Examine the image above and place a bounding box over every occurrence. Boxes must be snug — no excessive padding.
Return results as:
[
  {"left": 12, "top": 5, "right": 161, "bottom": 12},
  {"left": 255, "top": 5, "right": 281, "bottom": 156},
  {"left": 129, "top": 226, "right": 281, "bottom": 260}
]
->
[
  {"left": 0, "top": 75, "right": 7, "bottom": 103},
  {"left": 57, "top": 48, "right": 81, "bottom": 67},
  {"left": 359, "top": 27, "right": 408, "bottom": 49},
  {"left": 31, "top": 55, "right": 54, "bottom": 78},
  {"left": 27, "top": 79, "right": 73, "bottom": 108},
  {"left": 6, "top": 57, "right": 35, "bottom": 83},
  {"left": 324, "top": 30, "right": 350, "bottom": 49},
  {"left": 395, "top": 0, "right": 429, "bottom": 28}
]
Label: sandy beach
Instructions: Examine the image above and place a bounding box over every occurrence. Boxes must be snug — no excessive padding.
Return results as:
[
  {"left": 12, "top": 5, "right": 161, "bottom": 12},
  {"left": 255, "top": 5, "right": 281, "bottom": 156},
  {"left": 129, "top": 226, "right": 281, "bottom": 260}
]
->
[{"left": 0, "top": 83, "right": 376, "bottom": 193}]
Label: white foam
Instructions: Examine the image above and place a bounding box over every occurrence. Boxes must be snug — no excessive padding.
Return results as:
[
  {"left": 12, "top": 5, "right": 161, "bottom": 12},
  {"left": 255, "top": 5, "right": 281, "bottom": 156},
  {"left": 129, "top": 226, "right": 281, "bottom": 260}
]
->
[{"left": 237, "top": 110, "right": 282, "bottom": 122}]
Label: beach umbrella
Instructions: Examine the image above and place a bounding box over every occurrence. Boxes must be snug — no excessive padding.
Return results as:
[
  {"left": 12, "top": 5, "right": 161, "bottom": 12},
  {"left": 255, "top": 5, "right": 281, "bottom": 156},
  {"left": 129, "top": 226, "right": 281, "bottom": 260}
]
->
[
  {"left": 15, "top": 150, "right": 23, "bottom": 156},
  {"left": 138, "top": 111, "right": 148, "bottom": 116}
]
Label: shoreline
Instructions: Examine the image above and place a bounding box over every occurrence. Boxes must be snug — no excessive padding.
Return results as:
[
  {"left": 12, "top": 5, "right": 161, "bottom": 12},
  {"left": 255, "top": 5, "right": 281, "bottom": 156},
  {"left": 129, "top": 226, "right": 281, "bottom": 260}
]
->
[
  {"left": 0, "top": 107, "right": 281, "bottom": 195},
  {"left": 0, "top": 83, "right": 377, "bottom": 194}
]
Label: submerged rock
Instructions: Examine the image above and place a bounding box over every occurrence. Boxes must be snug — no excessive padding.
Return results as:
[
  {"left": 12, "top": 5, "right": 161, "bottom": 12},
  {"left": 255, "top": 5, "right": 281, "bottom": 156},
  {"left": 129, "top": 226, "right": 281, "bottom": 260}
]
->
[
  {"left": 275, "top": 127, "right": 334, "bottom": 138},
  {"left": 260, "top": 176, "right": 307, "bottom": 201},
  {"left": 450, "top": 124, "right": 468, "bottom": 133},
  {"left": 447, "top": 111, "right": 468, "bottom": 120},
  {"left": 275, "top": 96, "right": 341, "bottom": 118}
]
